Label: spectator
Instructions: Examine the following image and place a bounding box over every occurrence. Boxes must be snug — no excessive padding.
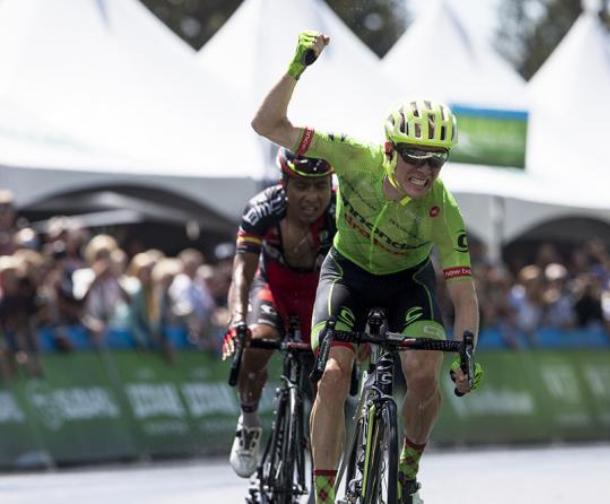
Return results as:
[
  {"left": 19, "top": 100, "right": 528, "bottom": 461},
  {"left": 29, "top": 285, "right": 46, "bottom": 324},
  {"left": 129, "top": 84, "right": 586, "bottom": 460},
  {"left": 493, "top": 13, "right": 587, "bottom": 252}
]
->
[
  {"left": 46, "top": 216, "right": 87, "bottom": 273},
  {"left": 572, "top": 273, "right": 605, "bottom": 330},
  {"left": 584, "top": 239, "right": 610, "bottom": 286},
  {"left": 198, "top": 263, "right": 228, "bottom": 354},
  {"left": 570, "top": 247, "right": 592, "bottom": 277},
  {"left": 601, "top": 286, "right": 610, "bottom": 334},
  {"left": 508, "top": 265, "right": 545, "bottom": 346},
  {"left": 0, "top": 255, "right": 41, "bottom": 377},
  {"left": 73, "top": 235, "right": 131, "bottom": 347},
  {"left": 150, "top": 257, "right": 183, "bottom": 363},
  {"left": 0, "top": 189, "right": 17, "bottom": 256},
  {"left": 542, "top": 263, "right": 576, "bottom": 329},
  {"left": 146, "top": 248, "right": 166, "bottom": 263},
  {"left": 14, "top": 227, "right": 39, "bottom": 251},
  {"left": 36, "top": 241, "right": 81, "bottom": 351},
  {"left": 169, "top": 248, "right": 215, "bottom": 349},
  {"left": 124, "top": 252, "right": 157, "bottom": 349},
  {"left": 535, "top": 243, "right": 562, "bottom": 270},
  {"left": 202, "top": 261, "right": 231, "bottom": 309},
  {"left": 479, "top": 264, "right": 520, "bottom": 348},
  {"left": 210, "top": 242, "right": 235, "bottom": 307}
]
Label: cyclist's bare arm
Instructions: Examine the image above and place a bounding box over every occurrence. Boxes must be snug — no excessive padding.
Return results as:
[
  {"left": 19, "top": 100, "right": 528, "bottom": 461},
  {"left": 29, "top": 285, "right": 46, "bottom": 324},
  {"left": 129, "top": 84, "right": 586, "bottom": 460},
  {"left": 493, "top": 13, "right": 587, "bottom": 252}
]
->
[
  {"left": 227, "top": 251, "right": 259, "bottom": 325},
  {"left": 447, "top": 278, "right": 479, "bottom": 393},
  {"left": 252, "top": 75, "right": 302, "bottom": 149},
  {"left": 251, "top": 31, "right": 329, "bottom": 150}
]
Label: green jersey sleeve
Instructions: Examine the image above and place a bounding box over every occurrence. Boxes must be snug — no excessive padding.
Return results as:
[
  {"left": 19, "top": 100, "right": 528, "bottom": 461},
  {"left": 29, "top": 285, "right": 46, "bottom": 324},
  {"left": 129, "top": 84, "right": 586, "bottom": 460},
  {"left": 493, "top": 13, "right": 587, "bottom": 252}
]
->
[
  {"left": 431, "top": 181, "right": 473, "bottom": 282},
  {"left": 293, "top": 127, "right": 383, "bottom": 177}
]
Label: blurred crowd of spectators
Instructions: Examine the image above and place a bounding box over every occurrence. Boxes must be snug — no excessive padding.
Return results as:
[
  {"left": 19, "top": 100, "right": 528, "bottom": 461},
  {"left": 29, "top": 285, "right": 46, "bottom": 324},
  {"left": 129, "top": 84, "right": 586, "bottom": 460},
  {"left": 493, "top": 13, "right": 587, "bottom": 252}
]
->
[
  {"left": 0, "top": 189, "right": 232, "bottom": 379},
  {"left": 1, "top": 187, "right": 610, "bottom": 379},
  {"left": 439, "top": 241, "right": 610, "bottom": 349}
]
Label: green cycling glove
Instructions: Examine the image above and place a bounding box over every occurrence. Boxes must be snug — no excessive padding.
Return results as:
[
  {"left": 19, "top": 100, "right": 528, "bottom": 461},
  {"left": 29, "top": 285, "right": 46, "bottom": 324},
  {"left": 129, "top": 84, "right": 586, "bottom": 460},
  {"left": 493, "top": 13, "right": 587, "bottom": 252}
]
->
[
  {"left": 287, "top": 30, "right": 321, "bottom": 80},
  {"left": 449, "top": 358, "right": 484, "bottom": 391}
]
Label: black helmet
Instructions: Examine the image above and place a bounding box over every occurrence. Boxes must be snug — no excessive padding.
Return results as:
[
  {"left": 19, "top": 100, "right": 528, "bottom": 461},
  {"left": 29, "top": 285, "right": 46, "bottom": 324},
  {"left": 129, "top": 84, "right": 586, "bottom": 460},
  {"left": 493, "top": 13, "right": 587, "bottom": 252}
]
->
[{"left": 277, "top": 148, "right": 333, "bottom": 178}]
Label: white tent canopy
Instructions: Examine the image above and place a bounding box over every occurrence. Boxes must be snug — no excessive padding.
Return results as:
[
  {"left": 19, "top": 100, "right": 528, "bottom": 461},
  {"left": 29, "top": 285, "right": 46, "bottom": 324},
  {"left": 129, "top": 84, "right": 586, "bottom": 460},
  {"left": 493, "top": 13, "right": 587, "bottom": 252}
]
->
[
  {"left": 0, "top": 0, "right": 263, "bottom": 220},
  {"left": 527, "top": 4, "right": 610, "bottom": 181},
  {"left": 443, "top": 162, "right": 610, "bottom": 251},
  {"left": 380, "top": 0, "right": 610, "bottom": 257},
  {"left": 198, "top": 0, "right": 401, "bottom": 168},
  {"left": 381, "top": 0, "right": 527, "bottom": 110}
]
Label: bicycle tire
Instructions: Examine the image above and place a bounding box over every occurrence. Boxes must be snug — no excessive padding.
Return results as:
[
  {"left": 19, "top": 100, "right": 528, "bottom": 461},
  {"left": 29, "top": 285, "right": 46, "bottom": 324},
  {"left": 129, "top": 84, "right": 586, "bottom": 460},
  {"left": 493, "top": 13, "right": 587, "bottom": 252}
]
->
[
  {"left": 259, "top": 389, "right": 289, "bottom": 503},
  {"left": 341, "top": 414, "right": 366, "bottom": 502},
  {"left": 363, "top": 401, "right": 398, "bottom": 504},
  {"left": 277, "top": 387, "right": 299, "bottom": 504},
  {"left": 294, "top": 390, "right": 308, "bottom": 494}
]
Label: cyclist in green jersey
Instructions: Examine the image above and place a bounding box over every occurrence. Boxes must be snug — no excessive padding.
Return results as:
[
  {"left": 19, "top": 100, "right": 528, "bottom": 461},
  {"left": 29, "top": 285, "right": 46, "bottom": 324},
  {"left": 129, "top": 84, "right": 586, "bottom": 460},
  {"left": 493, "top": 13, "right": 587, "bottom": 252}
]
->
[{"left": 251, "top": 31, "right": 483, "bottom": 504}]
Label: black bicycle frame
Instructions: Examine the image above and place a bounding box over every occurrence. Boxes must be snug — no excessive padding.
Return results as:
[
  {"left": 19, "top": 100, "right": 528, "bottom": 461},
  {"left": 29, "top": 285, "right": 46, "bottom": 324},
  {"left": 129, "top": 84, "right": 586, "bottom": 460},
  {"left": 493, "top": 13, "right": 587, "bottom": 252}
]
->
[
  {"left": 236, "top": 334, "right": 312, "bottom": 504},
  {"left": 312, "top": 310, "right": 476, "bottom": 504}
]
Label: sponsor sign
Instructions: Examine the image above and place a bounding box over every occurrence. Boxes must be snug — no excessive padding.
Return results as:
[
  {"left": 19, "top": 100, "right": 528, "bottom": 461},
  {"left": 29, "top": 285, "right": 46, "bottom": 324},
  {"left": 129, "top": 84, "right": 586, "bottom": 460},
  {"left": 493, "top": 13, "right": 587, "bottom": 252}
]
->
[
  {"left": 434, "top": 351, "right": 610, "bottom": 443},
  {"left": 12, "top": 353, "right": 137, "bottom": 463},
  {"left": 450, "top": 105, "right": 528, "bottom": 169},
  {"left": 2, "top": 346, "right": 608, "bottom": 468}
]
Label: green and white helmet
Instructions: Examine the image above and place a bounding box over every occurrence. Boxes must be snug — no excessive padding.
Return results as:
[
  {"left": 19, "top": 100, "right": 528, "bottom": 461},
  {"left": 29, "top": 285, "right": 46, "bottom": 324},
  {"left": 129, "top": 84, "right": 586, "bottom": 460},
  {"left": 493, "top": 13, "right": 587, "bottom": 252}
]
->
[{"left": 384, "top": 99, "right": 458, "bottom": 150}]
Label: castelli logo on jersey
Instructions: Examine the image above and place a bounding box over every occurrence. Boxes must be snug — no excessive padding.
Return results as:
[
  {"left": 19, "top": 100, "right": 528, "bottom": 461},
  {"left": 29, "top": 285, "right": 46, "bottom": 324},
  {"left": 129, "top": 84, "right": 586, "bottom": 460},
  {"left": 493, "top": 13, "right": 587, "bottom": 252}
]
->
[{"left": 429, "top": 206, "right": 440, "bottom": 218}]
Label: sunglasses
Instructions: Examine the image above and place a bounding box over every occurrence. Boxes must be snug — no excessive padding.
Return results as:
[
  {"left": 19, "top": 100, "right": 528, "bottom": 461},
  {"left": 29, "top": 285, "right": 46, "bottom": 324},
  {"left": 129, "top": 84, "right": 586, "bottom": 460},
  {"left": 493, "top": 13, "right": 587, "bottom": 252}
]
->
[{"left": 395, "top": 145, "right": 449, "bottom": 170}]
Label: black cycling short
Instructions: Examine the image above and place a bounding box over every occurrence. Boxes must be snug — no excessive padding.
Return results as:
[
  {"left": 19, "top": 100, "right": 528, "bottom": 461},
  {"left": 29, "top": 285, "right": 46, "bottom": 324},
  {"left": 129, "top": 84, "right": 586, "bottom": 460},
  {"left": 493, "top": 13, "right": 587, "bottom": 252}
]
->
[{"left": 311, "top": 248, "right": 446, "bottom": 350}]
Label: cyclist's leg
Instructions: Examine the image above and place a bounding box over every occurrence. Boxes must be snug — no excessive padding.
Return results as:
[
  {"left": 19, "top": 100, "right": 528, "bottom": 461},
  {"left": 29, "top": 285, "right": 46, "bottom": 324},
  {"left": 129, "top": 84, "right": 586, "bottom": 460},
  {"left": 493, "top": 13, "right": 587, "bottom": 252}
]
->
[
  {"left": 238, "top": 323, "right": 281, "bottom": 423},
  {"left": 310, "top": 250, "right": 364, "bottom": 504},
  {"left": 239, "top": 275, "right": 283, "bottom": 422},
  {"left": 231, "top": 276, "right": 283, "bottom": 478},
  {"left": 387, "top": 259, "right": 445, "bottom": 501}
]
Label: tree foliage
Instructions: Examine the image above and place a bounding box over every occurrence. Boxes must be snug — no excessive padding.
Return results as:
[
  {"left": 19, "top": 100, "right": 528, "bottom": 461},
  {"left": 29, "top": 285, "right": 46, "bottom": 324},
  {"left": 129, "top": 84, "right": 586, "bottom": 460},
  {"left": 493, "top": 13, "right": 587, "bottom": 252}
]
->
[
  {"left": 140, "top": 0, "right": 241, "bottom": 50},
  {"left": 494, "top": 0, "right": 608, "bottom": 80},
  {"left": 140, "top": 0, "right": 609, "bottom": 80},
  {"left": 139, "top": 0, "right": 409, "bottom": 56},
  {"left": 325, "top": 0, "right": 409, "bottom": 56}
]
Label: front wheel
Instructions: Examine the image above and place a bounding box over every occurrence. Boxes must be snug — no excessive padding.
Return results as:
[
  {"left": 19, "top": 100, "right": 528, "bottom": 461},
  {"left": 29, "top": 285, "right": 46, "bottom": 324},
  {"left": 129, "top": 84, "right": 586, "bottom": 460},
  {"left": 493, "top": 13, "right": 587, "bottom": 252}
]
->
[
  {"left": 362, "top": 401, "right": 398, "bottom": 504},
  {"left": 258, "top": 389, "right": 289, "bottom": 503},
  {"left": 341, "top": 414, "right": 366, "bottom": 501},
  {"left": 276, "top": 387, "right": 299, "bottom": 504}
]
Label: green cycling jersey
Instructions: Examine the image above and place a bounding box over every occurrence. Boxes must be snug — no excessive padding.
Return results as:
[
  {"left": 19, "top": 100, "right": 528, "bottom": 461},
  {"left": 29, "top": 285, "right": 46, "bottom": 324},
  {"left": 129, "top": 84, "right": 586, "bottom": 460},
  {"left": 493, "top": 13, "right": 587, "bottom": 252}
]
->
[{"left": 293, "top": 128, "right": 472, "bottom": 279}]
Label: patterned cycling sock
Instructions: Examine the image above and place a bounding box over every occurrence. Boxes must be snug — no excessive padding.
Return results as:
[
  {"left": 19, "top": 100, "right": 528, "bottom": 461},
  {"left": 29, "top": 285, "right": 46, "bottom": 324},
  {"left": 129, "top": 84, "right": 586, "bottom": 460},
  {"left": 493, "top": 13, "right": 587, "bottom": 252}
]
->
[
  {"left": 313, "top": 469, "right": 336, "bottom": 504},
  {"left": 240, "top": 402, "right": 260, "bottom": 428},
  {"left": 398, "top": 437, "right": 426, "bottom": 481}
]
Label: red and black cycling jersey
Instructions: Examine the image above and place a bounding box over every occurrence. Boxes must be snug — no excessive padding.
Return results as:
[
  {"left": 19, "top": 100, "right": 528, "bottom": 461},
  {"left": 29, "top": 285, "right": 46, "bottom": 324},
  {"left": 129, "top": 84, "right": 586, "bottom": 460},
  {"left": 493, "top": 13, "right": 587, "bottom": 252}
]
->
[{"left": 236, "top": 184, "right": 336, "bottom": 277}]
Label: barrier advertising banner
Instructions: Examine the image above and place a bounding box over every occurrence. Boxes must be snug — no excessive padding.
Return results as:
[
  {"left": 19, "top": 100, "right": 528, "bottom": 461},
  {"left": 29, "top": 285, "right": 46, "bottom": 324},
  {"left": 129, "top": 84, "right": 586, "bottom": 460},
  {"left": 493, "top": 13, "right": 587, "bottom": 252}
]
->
[
  {"left": 434, "top": 351, "right": 610, "bottom": 444},
  {"left": 0, "top": 386, "right": 47, "bottom": 468},
  {"left": 110, "top": 351, "right": 278, "bottom": 456},
  {"left": 1, "top": 349, "right": 608, "bottom": 469},
  {"left": 11, "top": 353, "right": 138, "bottom": 464}
]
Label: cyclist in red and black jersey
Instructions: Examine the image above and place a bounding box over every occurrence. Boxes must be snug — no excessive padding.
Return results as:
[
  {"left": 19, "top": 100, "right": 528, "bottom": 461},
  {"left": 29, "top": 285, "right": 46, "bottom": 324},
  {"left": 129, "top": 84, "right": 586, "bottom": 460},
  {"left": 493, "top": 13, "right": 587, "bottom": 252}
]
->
[{"left": 223, "top": 148, "right": 336, "bottom": 478}]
